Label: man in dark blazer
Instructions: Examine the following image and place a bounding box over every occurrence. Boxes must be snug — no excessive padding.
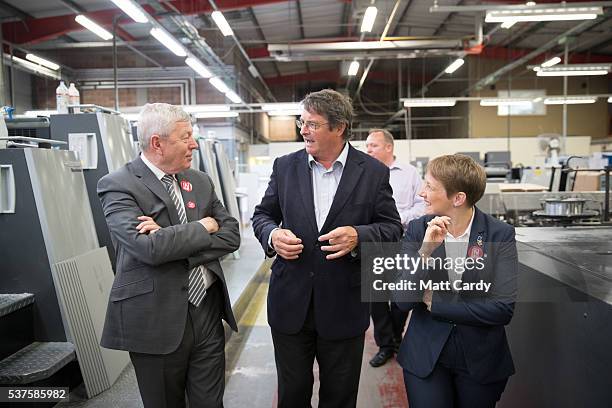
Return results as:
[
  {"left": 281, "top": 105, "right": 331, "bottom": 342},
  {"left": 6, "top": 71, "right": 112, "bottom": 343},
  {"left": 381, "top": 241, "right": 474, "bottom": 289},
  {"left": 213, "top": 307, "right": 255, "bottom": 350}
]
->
[
  {"left": 98, "top": 103, "right": 240, "bottom": 408},
  {"left": 252, "top": 89, "right": 403, "bottom": 408}
]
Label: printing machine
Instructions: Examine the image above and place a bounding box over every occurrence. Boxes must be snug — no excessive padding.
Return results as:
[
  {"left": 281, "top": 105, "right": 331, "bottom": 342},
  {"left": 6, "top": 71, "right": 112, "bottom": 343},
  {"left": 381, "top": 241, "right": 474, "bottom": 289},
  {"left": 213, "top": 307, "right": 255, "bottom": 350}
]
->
[
  {"left": 0, "top": 140, "right": 128, "bottom": 396},
  {"left": 499, "top": 226, "right": 612, "bottom": 407},
  {"left": 49, "top": 109, "right": 136, "bottom": 271}
]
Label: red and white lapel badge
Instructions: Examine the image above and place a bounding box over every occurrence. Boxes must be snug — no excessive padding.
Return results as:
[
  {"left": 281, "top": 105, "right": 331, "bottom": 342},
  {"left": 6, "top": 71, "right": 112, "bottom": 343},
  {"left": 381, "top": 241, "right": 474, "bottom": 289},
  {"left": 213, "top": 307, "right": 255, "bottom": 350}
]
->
[
  {"left": 187, "top": 201, "right": 196, "bottom": 209},
  {"left": 180, "top": 180, "right": 193, "bottom": 192},
  {"left": 467, "top": 234, "right": 484, "bottom": 258}
]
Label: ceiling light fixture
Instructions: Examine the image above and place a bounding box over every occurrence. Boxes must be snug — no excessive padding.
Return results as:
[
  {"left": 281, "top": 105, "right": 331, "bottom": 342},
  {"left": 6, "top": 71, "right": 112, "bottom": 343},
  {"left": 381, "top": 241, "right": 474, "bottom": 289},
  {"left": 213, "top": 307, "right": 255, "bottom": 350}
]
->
[
  {"left": 193, "top": 111, "right": 239, "bottom": 119},
  {"left": 480, "top": 98, "right": 533, "bottom": 107},
  {"left": 150, "top": 27, "right": 187, "bottom": 57},
  {"left": 536, "top": 64, "right": 611, "bottom": 77},
  {"left": 500, "top": 21, "right": 516, "bottom": 29},
  {"left": 185, "top": 57, "right": 212, "bottom": 78},
  {"left": 262, "top": 103, "right": 303, "bottom": 112},
  {"left": 541, "top": 56, "right": 561, "bottom": 68},
  {"left": 608, "top": 97, "right": 612, "bottom": 103},
  {"left": 444, "top": 58, "right": 465, "bottom": 74},
  {"left": 75, "top": 15, "right": 113, "bottom": 40},
  {"left": 109, "top": 0, "right": 148, "bottom": 23},
  {"left": 211, "top": 11, "right": 233, "bottom": 36},
  {"left": 544, "top": 97, "right": 597, "bottom": 105},
  {"left": 11, "top": 56, "right": 61, "bottom": 79},
  {"left": 348, "top": 61, "right": 360, "bottom": 76},
  {"left": 403, "top": 98, "right": 457, "bottom": 107},
  {"left": 267, "top": 110, "right": 302, "bottom": 116},
  {"left": 225, "top": 90, "right": 243, "bottom": 104},
  {"left": 361, "top": 6, "right": 378, "bottom": 32},
  {"left": 209, "top": 77, "right": 230, "bottom": 94},
  {"left": 25, "top": 54, "right": 60, "bottom": 70},
  {"left": 485, "top": 7, "right": 602, "bottom": 23},
  {"left": 182, "top": 104, "right": 230, "bottom": 113}
]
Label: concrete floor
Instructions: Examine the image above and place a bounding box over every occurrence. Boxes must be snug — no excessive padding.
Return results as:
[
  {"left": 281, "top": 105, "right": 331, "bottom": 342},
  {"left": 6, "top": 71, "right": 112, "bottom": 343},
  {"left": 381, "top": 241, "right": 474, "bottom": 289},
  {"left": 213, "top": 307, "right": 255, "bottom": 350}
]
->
[{"left": 56, "top": 230, "right": 409, "bottom": 407}]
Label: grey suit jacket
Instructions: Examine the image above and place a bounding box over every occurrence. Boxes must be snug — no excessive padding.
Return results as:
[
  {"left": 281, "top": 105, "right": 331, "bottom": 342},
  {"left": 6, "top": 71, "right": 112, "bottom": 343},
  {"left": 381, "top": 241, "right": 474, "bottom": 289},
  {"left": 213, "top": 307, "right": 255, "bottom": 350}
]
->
[{"left": 98, "top": 156, "right": 240, "bottom": 354}]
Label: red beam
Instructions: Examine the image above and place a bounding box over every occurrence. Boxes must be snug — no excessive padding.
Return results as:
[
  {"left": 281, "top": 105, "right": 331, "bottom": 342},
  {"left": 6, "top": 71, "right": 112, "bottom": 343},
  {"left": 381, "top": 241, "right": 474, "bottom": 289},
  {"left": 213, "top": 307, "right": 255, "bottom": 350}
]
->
[{"left": 3, "top": 0, "right": 289, "bottom": 45}]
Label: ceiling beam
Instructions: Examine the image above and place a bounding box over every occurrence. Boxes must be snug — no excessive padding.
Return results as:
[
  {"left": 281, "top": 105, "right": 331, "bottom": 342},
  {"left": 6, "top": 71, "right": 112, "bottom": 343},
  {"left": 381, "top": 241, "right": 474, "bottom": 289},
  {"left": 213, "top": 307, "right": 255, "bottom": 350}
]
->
[{"left": 247, "top": 7, "right": 281, "bottom": 78}]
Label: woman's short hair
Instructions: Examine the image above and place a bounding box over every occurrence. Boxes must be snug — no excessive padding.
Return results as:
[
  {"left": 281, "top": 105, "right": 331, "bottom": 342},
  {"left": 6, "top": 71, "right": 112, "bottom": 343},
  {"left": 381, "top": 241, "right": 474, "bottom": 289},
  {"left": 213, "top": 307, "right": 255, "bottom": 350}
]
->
[
  {"left": 137, "top": 103, "right": 191, "bottom": 151},
  {"left": 427, "top": 154, "right": 487, "bottom": 207},
  {"left": 301, "top": 89, "right": 353, "bottom": 141}
]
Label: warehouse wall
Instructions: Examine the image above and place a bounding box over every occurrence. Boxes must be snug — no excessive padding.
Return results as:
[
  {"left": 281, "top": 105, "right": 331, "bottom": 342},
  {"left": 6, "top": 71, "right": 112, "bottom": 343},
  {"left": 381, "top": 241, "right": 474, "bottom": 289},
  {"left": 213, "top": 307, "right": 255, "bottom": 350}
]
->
[{"left": 468, "top": 57, "right": 609, "bottom": 139}]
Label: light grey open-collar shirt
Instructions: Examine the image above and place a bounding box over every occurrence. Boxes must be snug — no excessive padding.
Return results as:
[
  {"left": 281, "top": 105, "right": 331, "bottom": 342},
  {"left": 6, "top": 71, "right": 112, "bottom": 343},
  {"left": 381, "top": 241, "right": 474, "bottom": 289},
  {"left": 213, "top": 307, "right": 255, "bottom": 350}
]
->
[
  {"left": 140, "top": 153, "right": 216, "bottom": 290},
  {"left": 308, "top": 142, "right": 350, "bottom": 231}
]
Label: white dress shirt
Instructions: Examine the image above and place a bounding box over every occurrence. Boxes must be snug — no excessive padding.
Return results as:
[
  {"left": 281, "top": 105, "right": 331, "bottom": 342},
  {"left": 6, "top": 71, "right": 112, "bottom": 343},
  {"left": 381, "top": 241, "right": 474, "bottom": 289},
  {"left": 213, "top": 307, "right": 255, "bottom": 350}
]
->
[
  {"left": 389, "top": 160, "right": 425, "bottom": 229},
  {"left": 308, "top": 142, "right": 349, "bottom": 231},
  {"left": 140, "top": 153, "right": 216, "bottom": 290},
  {"left": 444, "top": 209, "right": 475, "bottom": 291}
]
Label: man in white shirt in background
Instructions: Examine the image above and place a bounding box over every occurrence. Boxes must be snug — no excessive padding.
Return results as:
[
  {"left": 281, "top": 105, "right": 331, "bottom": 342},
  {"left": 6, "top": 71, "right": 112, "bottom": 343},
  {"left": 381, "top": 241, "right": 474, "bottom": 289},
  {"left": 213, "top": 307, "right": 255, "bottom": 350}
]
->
[{"left": 366, "top": 128, "right": 425, "bottom": 367}]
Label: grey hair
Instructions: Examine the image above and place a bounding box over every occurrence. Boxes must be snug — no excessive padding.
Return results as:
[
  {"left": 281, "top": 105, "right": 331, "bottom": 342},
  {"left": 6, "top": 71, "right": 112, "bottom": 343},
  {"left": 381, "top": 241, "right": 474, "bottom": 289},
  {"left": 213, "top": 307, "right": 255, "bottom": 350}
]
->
[
  {"left": 301, "top": 89, "right": 353, "bottom": 141},
  {"left": 137, "top": 103, "right": 192, "bottom": 151},
  {"left": 368, "top": 128, "right": 395, "bottom": 146}
]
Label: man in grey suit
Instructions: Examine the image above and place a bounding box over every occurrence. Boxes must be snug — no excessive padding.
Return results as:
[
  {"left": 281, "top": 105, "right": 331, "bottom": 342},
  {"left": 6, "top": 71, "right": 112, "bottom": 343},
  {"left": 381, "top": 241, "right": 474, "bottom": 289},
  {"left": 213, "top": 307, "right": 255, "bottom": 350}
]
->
[{"left": 98, "top": 103, "right": 240, "bottom": 408}]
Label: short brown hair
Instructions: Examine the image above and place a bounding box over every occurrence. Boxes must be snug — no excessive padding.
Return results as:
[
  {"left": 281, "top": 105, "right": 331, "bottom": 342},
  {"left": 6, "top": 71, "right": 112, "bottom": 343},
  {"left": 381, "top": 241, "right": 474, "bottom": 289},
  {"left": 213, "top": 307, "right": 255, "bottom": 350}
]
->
[
  {"left": 368, "top": 128, "right": 394, "bottom": 146},
  {"left": 302, "top": 89, "right": 353, "bottom": 141},
  {"left": 426, "top": 154, "right": 486, "bottom": 207}
]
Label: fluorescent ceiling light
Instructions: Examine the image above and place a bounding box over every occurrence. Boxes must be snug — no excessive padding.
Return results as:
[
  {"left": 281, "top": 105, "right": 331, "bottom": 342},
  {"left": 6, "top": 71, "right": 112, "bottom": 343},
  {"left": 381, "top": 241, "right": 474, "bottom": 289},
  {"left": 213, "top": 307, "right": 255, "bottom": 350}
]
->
[
  {"left": 75, "top": 15, "right": 113, "bottom": 40},
  {"left": 182, "top": 104, "right": 230, "bottom": 113},
  {"left": 11, "top": 56, "right": 61, "bottom": 79},
  {"left": 209, "top": 77, "right": 230, "bottom": 94},
  {"left": 544, "top": 97, "right": 597, "bottom": 105},
  {"left": 185, "top": 57, "right": 212, "bottom": 78},
  {"left": 541, "top": 56, "right": 561, "bottom": 68},
  {"left": 211, "top": 11, "right": 233, "bottom": 36},
  {"left": 262, "top": 103, "right": 302, "bottom": 111},
  {"left": 348, "top": 61, "right": 360, "bottom": 76},
  {"left": 445, "top": 58, "right": 464, "bottom": 74},
  {"left": 193, "top": 111, "right": 239, "bottom": 119},
  {"left": 403, "top": 98, "right": 456, "bottom": 107},
  {"left": 480, "top": 98, "right": 532, "bottom": 107},
  {"left": 485, "top": 7, "right": 602, "bottom": 23},
  {"left": 150, "top": 27, "right": 187, "bottom": 57},
  {"left": 225, "top": 90, "right": 243, "bottom": 104},
  {"left": 608, "top": 97, "right": 612, "bottom": 103},
  {"left": 361, "top": 6, "right": 378, "bottom": 33},
  {"left": 536, "top": 64, "right": 611, "bottom": 77},
  {"left": 268, "top": 110, "right": 302, "bottom": 116},
  {"left": 500, "top": 21, "right": 516, "bottom": 29},
  {"left": 533, "top": 66, "right": 541, "bottom": 72},
  {"left": 25, "top": 54, "right": 60, "bottom": 70},
  {"left": 110, "top": 0, "right": 148, "bottom": 23}
]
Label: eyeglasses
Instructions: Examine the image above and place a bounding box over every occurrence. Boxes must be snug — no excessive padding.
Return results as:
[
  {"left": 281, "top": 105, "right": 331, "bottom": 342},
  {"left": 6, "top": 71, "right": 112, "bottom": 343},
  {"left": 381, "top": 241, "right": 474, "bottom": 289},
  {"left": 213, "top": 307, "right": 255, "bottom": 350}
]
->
[{"left": 295, "top": 119, "right": 328, "bottom": 131}]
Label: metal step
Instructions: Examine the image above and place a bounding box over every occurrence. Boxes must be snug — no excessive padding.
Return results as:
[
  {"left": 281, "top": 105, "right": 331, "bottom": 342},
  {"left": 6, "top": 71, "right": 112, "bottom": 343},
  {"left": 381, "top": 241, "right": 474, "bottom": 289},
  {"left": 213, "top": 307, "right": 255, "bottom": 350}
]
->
[
  {"left": 0, "top": 342, "right": 76, "bottom": 385},
  {"left": 0, "top": 293, "right": 35, "bottom": 318}
]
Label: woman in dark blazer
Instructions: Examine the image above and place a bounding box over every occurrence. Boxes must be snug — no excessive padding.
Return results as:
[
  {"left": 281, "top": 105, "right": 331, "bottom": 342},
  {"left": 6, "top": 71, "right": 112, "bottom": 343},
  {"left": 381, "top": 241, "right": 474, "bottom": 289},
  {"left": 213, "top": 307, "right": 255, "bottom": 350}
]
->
[{"left": 394, "top": 154, "right": 518, "bottom": 408}]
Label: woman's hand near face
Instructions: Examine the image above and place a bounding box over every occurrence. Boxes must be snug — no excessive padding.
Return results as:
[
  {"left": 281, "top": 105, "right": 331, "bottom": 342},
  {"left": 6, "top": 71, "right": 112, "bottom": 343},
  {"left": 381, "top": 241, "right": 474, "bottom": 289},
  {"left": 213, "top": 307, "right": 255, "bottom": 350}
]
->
[{"left": 419, "top": 216, "right": 451, "bottom": 256}]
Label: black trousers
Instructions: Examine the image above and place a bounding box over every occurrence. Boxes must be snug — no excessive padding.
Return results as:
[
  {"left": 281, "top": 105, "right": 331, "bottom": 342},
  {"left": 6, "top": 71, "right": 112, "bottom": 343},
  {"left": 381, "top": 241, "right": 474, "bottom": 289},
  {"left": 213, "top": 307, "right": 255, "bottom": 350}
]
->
[
  {"left": 371, "top": 301, "right": 409, "bottom": 351},
  {"left": 271, "top": 300, "right": 365, "bottom": 408},
  {"left": 130, "top": 282, "right": 225, "bottom": 408},
  {"left": 403, "top": 328, "right": 508, "bottom": 408}
]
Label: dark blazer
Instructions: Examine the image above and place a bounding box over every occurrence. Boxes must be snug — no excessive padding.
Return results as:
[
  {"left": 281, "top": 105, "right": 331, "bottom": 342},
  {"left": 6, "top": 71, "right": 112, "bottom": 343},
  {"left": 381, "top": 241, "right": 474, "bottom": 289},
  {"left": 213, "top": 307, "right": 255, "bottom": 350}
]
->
[
  {"left": 395, "top": 207, "right": 517, "bottom": 384},
  {"left": 252, "top": 144, "right": 403, "bottom": 340},
  {"left": 98, "top": 156, "right": 240, "bottom": 354}
]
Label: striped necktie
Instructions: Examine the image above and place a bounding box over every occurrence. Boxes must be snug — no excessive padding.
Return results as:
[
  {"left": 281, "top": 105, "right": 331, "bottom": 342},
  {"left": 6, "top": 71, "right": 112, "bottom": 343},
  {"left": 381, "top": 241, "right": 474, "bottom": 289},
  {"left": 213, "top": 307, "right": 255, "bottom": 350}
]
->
[{"left": 161, "top": 174, "right": 207, "bottom": 307}]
